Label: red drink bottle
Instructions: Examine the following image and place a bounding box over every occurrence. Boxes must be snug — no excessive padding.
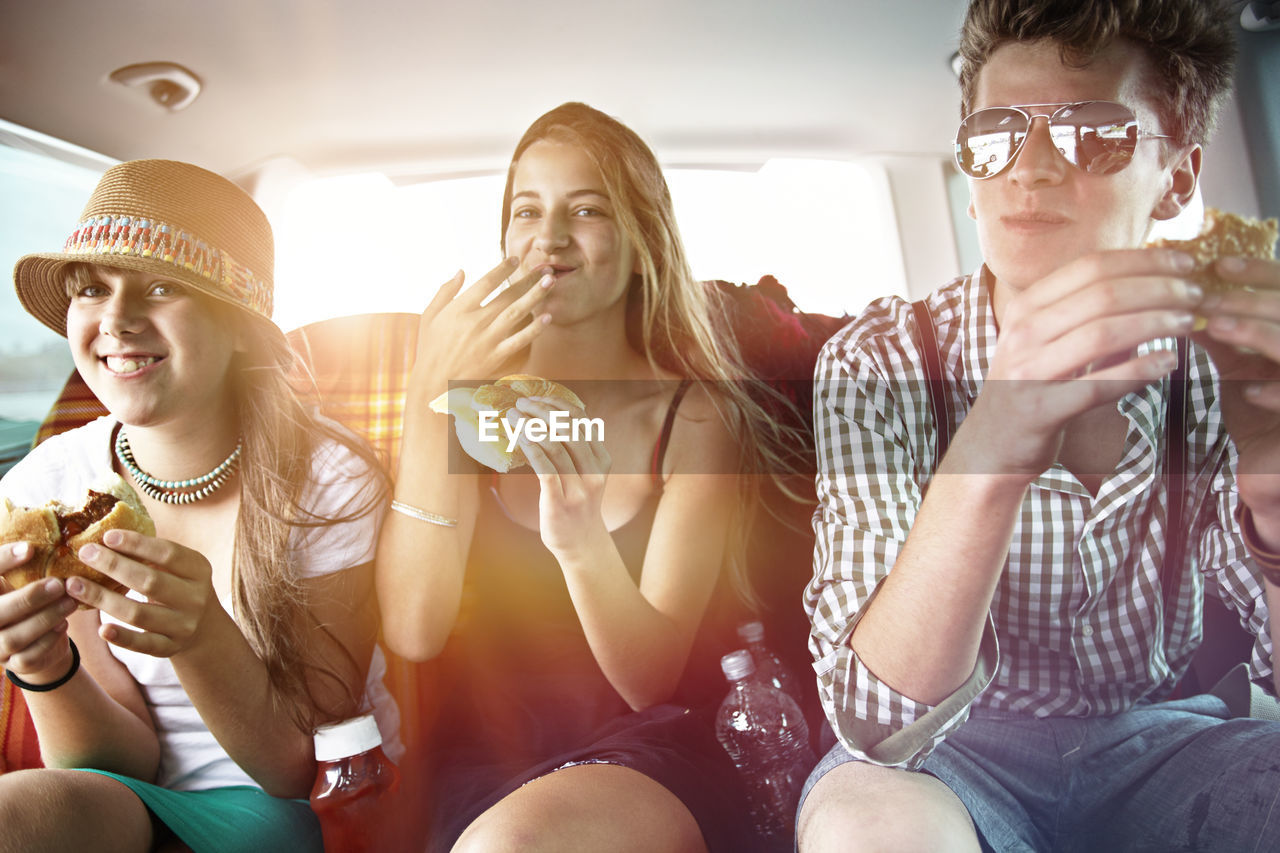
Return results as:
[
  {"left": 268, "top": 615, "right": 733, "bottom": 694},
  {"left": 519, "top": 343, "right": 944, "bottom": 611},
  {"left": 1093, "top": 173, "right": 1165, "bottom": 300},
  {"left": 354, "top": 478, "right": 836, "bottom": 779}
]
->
[{"left": 310, "top": 714, "right": 400, "bottom": 852}]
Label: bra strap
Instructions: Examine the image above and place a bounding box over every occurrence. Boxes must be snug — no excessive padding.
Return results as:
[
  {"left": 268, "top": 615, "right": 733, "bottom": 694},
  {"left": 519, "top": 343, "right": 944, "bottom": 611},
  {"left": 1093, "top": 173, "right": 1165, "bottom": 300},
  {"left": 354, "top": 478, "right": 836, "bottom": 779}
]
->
[{"left": 651, "top": 380, "right": 693, "bottom": 486}]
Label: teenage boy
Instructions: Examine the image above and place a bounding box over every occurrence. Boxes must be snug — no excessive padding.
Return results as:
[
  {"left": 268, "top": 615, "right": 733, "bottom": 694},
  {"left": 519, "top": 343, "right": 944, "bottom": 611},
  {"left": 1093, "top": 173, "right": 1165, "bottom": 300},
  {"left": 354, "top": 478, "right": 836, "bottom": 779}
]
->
[{"left": 800, "top": 1, "right": 1280, "bottom": 850}]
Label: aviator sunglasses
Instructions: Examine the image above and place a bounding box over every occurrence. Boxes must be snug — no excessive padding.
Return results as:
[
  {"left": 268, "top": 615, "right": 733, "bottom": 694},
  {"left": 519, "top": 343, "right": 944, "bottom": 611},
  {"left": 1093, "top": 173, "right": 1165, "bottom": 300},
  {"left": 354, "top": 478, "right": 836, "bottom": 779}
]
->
[{"left": 954, "top": 100, "right": 1173, "bottom": 180}]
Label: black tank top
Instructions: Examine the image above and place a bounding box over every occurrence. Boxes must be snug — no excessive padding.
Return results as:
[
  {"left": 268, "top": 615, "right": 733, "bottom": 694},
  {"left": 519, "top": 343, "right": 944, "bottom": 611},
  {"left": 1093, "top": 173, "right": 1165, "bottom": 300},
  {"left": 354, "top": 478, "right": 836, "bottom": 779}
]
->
[{"left": 433, "top": 381, "right": 696, "bottom": 768}]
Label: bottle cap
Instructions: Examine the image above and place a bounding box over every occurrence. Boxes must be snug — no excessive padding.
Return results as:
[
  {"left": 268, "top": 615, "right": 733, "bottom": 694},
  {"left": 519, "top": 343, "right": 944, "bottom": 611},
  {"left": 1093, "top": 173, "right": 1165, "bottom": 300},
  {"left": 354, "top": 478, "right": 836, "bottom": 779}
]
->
[
  {"left": 737, "top": 621, "right": 765, "bottom": 643},
  {"left": 721, "top": 649, "right": 756, "bottom": 682},
  {"left": 313, "top": 713, "right": 382, "bottom": 762}
]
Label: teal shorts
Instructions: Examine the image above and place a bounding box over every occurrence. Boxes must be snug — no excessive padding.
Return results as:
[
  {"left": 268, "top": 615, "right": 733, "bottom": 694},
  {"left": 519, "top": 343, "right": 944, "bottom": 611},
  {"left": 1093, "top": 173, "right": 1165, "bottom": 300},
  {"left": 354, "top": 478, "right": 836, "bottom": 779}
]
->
[{"left": 81, "top": 770, "right": 322, "bottom": 853}]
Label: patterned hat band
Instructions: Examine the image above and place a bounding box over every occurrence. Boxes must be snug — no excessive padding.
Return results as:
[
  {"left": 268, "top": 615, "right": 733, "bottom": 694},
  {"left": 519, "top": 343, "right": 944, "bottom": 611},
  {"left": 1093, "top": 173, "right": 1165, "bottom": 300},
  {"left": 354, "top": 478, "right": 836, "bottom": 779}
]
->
[{"left": 63, "top": 212, "right": 273, "bottom": 318}]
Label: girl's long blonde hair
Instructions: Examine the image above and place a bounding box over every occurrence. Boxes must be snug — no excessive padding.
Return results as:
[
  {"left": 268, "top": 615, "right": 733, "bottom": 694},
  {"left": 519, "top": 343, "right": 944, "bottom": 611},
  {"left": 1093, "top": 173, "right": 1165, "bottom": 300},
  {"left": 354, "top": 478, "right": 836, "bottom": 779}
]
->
[{"left": 500, "top": 103, "right": 805, "bottom": 607}]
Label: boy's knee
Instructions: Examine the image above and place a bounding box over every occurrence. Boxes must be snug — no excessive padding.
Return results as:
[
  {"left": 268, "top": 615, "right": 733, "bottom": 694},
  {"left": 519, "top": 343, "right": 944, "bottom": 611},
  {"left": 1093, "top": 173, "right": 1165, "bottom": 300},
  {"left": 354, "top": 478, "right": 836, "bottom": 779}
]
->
[{"left": 798, "top": 761, "right": 980, "bottom": 853}]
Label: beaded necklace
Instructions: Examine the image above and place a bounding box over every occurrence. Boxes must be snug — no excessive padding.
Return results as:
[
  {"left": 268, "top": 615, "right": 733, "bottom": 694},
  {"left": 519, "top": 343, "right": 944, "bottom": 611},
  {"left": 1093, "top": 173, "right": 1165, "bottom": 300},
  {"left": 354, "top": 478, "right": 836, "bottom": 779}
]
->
[{"left": 114, "top": 429, "right": 242, "bottom": 505}]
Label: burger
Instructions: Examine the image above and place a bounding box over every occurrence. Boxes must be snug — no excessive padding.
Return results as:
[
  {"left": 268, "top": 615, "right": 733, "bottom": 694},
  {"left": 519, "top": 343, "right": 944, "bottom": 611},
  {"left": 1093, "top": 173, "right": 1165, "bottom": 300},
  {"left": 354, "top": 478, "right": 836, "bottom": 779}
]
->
[
  {"left": 430, "top": 374, "right": 585, "bottom": 472},
  {"left": 1150, "top": 207, "right": 1278, "bottom": 292},
  {"left": 0, "top": 474, "right": 155, "bottom": 605}
]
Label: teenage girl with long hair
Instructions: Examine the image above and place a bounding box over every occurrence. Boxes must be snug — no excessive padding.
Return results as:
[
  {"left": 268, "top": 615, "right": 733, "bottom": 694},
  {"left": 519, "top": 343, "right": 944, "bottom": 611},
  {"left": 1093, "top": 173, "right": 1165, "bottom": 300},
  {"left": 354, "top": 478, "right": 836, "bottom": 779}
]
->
[
  {"left": 377, "top": 102, "right": 795, "bottom": 852},
  {"left": 0, "top": 159, "right": 393, "bottom": 853}
]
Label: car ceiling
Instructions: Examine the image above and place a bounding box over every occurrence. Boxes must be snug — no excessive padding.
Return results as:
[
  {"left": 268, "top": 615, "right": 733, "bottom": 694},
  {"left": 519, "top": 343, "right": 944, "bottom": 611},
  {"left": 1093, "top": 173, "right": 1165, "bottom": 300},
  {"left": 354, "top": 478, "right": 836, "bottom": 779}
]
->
[{"left": 0, "top": 0, "right": 970, "bottom": 183}]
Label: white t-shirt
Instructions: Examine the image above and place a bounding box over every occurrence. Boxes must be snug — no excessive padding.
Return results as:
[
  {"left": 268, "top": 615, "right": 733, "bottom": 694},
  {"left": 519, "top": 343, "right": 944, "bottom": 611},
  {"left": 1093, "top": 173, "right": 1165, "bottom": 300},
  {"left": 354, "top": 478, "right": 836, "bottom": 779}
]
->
[{"left": 1, "top": 415, "right": 401, "bottom": 791}]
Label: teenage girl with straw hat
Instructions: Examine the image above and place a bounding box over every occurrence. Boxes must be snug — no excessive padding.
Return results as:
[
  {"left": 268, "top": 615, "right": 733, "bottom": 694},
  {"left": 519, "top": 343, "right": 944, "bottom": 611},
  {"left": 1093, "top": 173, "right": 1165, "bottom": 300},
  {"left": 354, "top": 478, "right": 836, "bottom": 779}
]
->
[{"left": 0, "top": 159, "right": 394, "bottom": 852}]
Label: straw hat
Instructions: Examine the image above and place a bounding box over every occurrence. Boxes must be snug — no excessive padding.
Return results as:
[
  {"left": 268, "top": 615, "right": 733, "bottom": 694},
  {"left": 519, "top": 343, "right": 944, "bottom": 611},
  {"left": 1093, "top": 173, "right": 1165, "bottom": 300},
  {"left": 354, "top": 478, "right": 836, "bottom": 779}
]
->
[{"left": 14, "top": 159, "right": 277, "bottom": 338}]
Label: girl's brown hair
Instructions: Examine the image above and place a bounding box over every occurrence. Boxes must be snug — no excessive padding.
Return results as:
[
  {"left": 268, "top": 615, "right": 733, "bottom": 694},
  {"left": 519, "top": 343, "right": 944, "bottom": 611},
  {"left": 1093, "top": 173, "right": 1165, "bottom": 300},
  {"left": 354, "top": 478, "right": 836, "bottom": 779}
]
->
[
  {"left": 66, "top": 263, "right": 389, "bottom": 731},
  {"left": 959, "top": 0, "right": 1236, "bottom": 146}
]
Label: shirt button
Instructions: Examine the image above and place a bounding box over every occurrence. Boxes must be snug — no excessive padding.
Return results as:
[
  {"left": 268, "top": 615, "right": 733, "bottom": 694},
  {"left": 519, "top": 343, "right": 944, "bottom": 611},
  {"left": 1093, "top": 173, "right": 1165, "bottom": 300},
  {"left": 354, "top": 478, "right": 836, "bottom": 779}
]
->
[{"left": 1082, "top": 626, "right": 1094, "bottom": 637}]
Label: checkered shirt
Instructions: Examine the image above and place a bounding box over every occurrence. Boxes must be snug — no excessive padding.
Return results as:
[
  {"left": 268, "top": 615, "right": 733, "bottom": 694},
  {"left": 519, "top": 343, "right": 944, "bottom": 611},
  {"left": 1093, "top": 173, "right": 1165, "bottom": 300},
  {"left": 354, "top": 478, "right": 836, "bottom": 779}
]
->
[{"left": 806, "top": 270, "right": 1275, "bottom": 769}]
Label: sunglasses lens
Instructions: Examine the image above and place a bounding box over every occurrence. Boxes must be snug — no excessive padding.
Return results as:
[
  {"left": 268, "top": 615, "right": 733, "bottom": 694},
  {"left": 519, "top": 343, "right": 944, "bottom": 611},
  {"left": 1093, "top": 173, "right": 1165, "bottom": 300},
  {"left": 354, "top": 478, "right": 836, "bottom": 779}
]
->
[
  {"left": 956, "top": 108, "right": 1027, "bottom": 178},
  {"left": 1055, "top": 101, "right": 1140, "bottom": 175},
  {"left": 956, "top": 101, "right": 1146, "bottom": 178}
]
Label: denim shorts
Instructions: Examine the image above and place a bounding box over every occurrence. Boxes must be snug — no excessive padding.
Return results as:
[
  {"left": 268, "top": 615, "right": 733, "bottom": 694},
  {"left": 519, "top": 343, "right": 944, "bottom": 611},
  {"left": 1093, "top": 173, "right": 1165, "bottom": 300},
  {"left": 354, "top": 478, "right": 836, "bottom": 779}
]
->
[{"left": 799, "top": 694, "right": 1280, "bottom": 852}]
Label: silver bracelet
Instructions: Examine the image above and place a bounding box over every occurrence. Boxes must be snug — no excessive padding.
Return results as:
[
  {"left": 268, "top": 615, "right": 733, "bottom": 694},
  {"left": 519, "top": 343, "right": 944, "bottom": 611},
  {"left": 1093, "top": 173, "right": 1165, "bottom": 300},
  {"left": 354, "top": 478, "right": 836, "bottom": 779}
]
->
[{"left": 390, "top": 499, "right": 458, "bottom": 528}]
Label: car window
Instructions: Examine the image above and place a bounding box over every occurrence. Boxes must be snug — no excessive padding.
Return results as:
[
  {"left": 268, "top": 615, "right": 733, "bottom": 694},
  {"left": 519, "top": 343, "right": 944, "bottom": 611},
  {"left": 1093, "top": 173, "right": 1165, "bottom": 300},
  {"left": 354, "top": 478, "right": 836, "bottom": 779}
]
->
[
  {"left": 0, "top": 120, "right": 112, "bottom": 470},
  {"left": 266, "top": 158, "right": 904, "bottom": 332}
]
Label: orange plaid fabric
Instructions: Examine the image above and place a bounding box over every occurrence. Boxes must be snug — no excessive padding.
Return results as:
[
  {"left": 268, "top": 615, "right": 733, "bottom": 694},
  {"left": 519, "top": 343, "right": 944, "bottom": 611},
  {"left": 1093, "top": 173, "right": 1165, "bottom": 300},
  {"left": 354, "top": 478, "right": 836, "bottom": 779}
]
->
[
  {"left": 33, "top": 369, "right": 108, "bottom": 446},
  {"left": 0, "top": 681, "right": 42, "bottom": 772},
  {"left": 287, "top": 313, "right": 419, "bottom": 472},
  {"left": 6, "top": 369, "right": 108, "bottom": 773}
]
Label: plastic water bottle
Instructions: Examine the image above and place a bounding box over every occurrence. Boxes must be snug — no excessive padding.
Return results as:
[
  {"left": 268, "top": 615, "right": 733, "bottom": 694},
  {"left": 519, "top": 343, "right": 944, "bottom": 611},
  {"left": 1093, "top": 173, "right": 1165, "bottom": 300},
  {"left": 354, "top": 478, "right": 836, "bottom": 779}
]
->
[
  {"left": 737, "top": 620, "right": 802, "bottom": 707},
  {"left": 310, "top": 714, "right": 401, "bottom": 852},
  {"left": 715, "top": 649, "right": 816, "bottom": 847}
]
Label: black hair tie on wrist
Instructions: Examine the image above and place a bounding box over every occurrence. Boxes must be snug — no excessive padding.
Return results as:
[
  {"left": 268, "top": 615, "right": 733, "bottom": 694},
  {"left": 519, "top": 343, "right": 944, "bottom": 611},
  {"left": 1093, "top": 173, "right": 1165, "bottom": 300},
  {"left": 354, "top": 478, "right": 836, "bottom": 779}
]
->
[{"left": 5, "top": 639, "right": 80, "bottom": 692}]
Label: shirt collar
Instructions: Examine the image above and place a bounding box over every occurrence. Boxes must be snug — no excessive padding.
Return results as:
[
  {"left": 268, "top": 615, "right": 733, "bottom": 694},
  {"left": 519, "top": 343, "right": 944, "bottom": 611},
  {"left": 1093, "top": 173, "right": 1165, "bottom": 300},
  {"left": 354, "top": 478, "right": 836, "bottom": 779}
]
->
[
  {"left": 958, "top": 264, "right": 1175, "bottom": 422},
  {"left": 956, "top": 265, "right": 1181, "bottom": 496},
  {"left": 957, "top": 264, "right": 997, "bottom": 401}
]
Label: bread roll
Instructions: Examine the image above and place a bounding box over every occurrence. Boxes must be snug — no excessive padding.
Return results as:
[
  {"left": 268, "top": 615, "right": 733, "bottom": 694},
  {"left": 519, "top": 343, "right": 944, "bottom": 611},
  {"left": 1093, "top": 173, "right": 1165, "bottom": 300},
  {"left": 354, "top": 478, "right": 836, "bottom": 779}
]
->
[
  {"left": 0, "top": 502, "right": 58, "bottom": 590},
  {"left": 429, "top": 374, "right": 584, "bottom": 472},
  {"left": 0, "top": 474, "right": 155, "bottom": 605},
  {"left": 1150, "top": 208, "right": 1278, "bottom": 292}
]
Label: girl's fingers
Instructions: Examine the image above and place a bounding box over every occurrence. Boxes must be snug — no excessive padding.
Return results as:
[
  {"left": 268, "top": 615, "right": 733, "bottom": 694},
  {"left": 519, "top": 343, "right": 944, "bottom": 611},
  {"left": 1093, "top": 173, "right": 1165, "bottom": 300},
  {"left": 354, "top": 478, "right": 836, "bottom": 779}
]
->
[
  {"left": 487, "top": 274, "right": 553, "bottom": 337},
  {"left": 561, "top": 439, "right": 596, "bottom": 476},
  {"left": 457, "top": 257, "right": 522, "bottom": 310},
  {"left": 589, "top": 439, "right": 612, "bottom": 476},
  {"left": 75, "top": 542, "right": 159, "bottom": 599},
  {"left": 522, "top": 427, "right": 579, "bottom": 474},
  {"left": 494, "top": 314, "right": 552, "bottom": 361},
  {"left": 0, "top": 575, "right": 63, "bottom": 621},
  {"left": 519, "top": 436, "right": 565, "bottom": 500},
  {"left": 421, "top": 270, "right": 467, "bottom": 320},
  {"left": 3, "top": 628, "right": 71, "bottom": 676},
  {"left": 98, "top": 620, "right": 174, "bottom": 657},
  {"left": 488, "top": 270, "right": 554, "bottom": 317},
  {"left": 509, "top": 398, "right": 605, "bottom": 474},
  {"left": 513, "top": 396, "right": 587, "bottom": 423},
  {"left": 63, "top": 573, "right": 125, "bottom": 611},
  {"left": 0, "top": 542, "right": 34, "bottom": 573},
  {"left": 84, "top": 531, "right": 206, "bottom": 583},
  {"left": 0, "top": 591, "right": 76, "bottom": 662},
  {"left": 84, "top": 580, "right": 186, "bottom": 643}
]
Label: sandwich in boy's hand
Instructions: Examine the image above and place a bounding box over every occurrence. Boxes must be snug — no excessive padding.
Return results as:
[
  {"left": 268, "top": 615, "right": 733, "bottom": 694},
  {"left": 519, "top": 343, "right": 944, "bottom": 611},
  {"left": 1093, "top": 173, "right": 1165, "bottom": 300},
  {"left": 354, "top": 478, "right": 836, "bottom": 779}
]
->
[
  {"left": 1149, "top": 207, "right": 1278, "bottom": 292},
  {"left": 0, "top": 474, "right": 155, "bottom": 606},
  {"left": 430, "top": 374, "right": 585, "bottom": 472}
]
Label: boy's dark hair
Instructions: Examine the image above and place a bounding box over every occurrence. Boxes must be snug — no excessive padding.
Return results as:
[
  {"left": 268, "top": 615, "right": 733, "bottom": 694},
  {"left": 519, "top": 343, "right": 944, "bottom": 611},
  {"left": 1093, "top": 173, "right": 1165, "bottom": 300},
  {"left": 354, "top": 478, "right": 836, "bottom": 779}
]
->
[{"left": 958, "top": 0, "right": 1237, "bottom": 146}]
